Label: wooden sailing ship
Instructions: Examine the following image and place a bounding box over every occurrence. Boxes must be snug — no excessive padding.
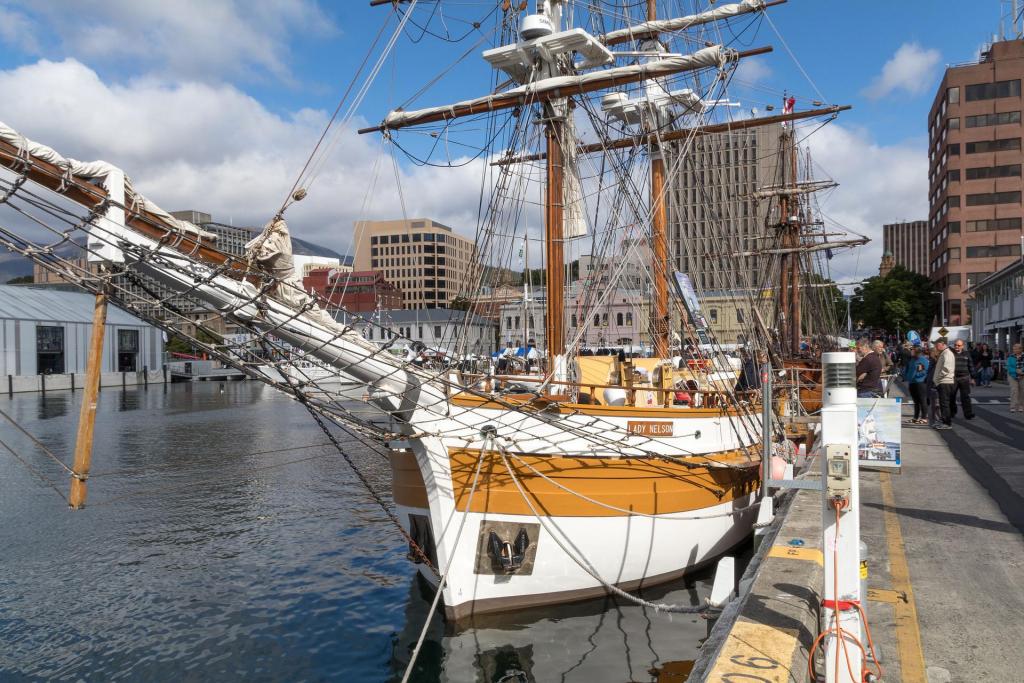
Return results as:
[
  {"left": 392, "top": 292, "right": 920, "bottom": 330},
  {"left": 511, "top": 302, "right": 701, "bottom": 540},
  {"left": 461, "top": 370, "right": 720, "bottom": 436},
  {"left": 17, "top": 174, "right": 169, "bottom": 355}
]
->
[{"left": 0, "top": 0, "right": 857, "bottom": 620}]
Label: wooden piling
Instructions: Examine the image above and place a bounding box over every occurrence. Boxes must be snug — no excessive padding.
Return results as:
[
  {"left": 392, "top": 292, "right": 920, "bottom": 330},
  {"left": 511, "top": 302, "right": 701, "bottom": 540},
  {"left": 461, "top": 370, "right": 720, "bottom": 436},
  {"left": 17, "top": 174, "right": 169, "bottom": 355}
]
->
[{"left": 68, "top": 291, "right": 107, "bottom": 509}]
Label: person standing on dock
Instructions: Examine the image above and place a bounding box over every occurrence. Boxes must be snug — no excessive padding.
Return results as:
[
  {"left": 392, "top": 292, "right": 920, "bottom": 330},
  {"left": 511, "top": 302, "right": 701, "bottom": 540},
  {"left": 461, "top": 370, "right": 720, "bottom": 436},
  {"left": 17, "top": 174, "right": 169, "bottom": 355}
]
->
[
  {"left": 950, "top": 339, "right": 975, "bottom": 420},
  {"left": 1009, "top": 343, "right": 1024, "bottom": 414},
  {"left": 856, "top": 338, "right": 883, "bottom": 398},
  {"left": 904, "top": 345, "right": 929, "bottom": 424},
  {"left": 926, "top": 345, "right": 941, "bottom": 427},
  {"left": 932, "top": 338, "right": 955, "bottom": 429}
]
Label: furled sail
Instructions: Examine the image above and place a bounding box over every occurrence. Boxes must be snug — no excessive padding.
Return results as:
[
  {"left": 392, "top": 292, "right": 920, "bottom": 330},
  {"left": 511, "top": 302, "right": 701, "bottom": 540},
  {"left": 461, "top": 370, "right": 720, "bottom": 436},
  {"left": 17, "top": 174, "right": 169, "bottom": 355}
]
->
[
  {"left": 378, "top": 46, "right": 731, "bottom": 131},
  {"left": 601, "top": 0, "right": 767, "bottom": 45},
  {"left": 0, "top": 121, "right": 213, "bottom": 242},
  {"left": 562, "top": 116, "right": 587, "bottom": 238}
]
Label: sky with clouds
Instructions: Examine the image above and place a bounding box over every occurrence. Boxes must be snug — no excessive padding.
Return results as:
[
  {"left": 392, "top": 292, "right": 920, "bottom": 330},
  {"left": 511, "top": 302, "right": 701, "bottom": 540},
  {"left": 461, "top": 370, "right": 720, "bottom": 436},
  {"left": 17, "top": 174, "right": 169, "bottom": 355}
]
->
[{"left": 0, "top": 0, "right": 1005, "bottom": 288}]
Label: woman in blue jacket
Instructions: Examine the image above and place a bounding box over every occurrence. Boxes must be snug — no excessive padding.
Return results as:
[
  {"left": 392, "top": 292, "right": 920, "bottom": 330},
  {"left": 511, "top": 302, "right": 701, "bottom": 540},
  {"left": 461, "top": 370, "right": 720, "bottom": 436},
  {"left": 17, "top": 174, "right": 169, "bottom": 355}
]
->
[{"left": 904, "top": 345, "right": 930, "bottom": 424}]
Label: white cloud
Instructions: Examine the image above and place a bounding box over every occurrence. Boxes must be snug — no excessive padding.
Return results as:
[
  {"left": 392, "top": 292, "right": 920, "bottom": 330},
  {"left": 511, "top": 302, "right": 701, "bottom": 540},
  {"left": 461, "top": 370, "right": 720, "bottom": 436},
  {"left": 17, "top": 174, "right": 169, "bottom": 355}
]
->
[
  {"left": 733, "top": 57, "right": 772, "bottom": 85},
  {"left": 0, "top": 59, "right": 495, "bottom": 257},
  {"left": 803, "top": 122, "right": 927, "bottom": 288},
  {"left": 3, "top": 0, "right": 336, "bottom": 84},
  {"left": 0, "top": 7, "right": 39, "bottom": 54},
  {"left": 862, "top": 42, "right": 942, "bottom": 100}
]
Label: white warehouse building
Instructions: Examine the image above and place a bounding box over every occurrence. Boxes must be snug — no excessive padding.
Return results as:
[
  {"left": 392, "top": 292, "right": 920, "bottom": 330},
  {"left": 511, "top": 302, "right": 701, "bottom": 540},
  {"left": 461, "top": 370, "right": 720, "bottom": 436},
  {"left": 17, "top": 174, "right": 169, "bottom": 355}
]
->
[{"left": 0, "top": 286, "right": 164, "bottom": 393}]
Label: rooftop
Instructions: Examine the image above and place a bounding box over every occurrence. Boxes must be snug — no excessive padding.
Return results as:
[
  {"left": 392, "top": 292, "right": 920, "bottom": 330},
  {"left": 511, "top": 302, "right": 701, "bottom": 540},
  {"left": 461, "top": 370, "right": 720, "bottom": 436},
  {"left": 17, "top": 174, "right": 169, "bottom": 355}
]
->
[{"left": 0, "top": 285, "right": 153, "bottom": 326}]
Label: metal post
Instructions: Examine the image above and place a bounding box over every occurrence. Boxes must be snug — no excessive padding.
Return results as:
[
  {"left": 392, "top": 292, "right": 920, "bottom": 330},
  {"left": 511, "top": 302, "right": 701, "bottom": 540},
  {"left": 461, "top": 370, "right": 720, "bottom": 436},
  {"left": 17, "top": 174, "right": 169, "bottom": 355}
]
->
[
  {"left": 820, "top": 351, "right": 862, "bottom": 683},
  {"left": 761, "top": 362, "right": 772, "bottom": 489}
]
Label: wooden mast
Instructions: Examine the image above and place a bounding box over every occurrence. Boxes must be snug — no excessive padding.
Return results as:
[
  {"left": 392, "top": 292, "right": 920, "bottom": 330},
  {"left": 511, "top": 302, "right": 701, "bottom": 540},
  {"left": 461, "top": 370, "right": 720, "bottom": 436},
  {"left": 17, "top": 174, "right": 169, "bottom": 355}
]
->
[
  {"left": 788, "top": 128, "right": 802, "bottom": 355},
  {"left": 648, "top": 0, "right": 670, "bottom": 358},
  {"left": 545, "top": 116, "right": 566, "bottom": 359}
]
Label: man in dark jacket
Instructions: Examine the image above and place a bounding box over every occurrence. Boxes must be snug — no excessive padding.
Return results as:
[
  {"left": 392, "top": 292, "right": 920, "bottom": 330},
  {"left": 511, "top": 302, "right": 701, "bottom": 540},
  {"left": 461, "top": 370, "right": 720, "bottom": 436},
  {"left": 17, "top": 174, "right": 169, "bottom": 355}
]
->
[
  {"left": 950, "top": 339, "right": 975, "bottom": 420},
  {"left": 856, "top": 339, "right": 883, "bottom": 397}
]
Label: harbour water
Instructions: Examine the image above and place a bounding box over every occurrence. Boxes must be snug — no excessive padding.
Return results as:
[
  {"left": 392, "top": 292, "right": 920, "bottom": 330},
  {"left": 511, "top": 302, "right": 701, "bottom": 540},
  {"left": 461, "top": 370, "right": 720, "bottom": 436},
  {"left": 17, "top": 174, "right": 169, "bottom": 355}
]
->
[{"left": 1, "top": 382, "right": 730, "bottom": 682}]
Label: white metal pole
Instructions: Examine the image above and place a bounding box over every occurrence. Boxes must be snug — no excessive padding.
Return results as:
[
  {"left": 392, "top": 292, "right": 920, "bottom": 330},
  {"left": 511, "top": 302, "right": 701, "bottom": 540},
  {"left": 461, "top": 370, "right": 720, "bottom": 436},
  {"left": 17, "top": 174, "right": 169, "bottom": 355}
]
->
[{"left": 820, "top": 351, "right": 862, "bottom": 683}]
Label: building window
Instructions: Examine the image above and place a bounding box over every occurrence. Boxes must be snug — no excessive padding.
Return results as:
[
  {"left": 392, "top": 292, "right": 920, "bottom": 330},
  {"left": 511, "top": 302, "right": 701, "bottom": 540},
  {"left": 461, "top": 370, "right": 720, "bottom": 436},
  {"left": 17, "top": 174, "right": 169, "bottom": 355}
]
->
[
  {"left": 593, "top": 314, "right": 600, "bottom": 326},
  {"left": 965, "top": 79, "right": 1021, "bottom": 102},
  {"left": 966, "top": 244, "right": 1022, "bottom": 258},
  {"left": 514, "top": 316, "right": 520, "bottom": 329},
  {"left": 417, "top": 326, "right": 423, "bottom": 338},
  {"left": 737, "top": 309, "right": 745, "bottom": 324},
  {"left": 965, "top": 164, "right": 1022, "bottom": 180},
  {"left": 948, "top": 86, "right": 959, "bottom": 104},
  {"left": 616, "top": 312, "right": 624, "bottom": 326},
  {"left": 965, "top": 138, "right": 1021, "bottom": 154},
  {"left": 601, "top": 313, "right": 608, "bottom": 326},
  {"left": 117, "top": 329, "right": 139, "bottom": 372},
  {"left": 412, "top": 233, "right": 421, "bottom": 242},
  {"left": 709, "top": 308, "right": 718, "bottom": 324},
  {"left": 571, "top": 313, "right": 577, "bottom": 327},
  {"left": 36, "top": 325, "right": 65, "bottom": 375},
  {"left": 966, "top": 217, "right": 1022, "bottom": 232},
  {"left": 965, "top": 191, "right": 1021, "bottom": 206},
  {"left": 625, "top": 312, "right": 633, "bottom": 326},
  {"left": 434, "top": 326, "right": 442, "bottom": 338},
  {"left": 967, "top": 272, "right": 992, "bottom": 285},
  {"left": 966, "top": 110, "right": 1021, "bottom": 128}
]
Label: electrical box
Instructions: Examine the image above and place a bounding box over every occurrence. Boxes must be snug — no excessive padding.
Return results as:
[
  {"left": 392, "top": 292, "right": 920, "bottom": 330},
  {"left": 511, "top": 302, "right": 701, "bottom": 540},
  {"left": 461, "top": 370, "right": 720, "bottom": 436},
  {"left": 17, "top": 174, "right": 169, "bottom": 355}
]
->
[{"left": 825, "top": 444, "right": 852, "bottom": 501}]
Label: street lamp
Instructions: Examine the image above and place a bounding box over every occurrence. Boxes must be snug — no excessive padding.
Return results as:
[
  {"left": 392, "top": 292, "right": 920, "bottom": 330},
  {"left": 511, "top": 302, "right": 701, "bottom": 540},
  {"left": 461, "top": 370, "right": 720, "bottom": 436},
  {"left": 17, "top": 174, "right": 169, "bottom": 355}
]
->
[
  {"left": 845, "top": 295, "right": 863, "bottom": 339},
  {"left": 930, "top": 290, "right": 947, "bottom": 327}
]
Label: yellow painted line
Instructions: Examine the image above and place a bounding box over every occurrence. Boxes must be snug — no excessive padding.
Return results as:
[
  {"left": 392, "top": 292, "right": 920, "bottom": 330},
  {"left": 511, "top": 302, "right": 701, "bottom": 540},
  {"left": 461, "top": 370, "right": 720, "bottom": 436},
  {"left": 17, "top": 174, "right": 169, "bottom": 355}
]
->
[
  {"left": 866, "top": 587, "right": 904, "bottom": 605},
  {"left": 768, "top": 544, "right": 823, "bottom": 566},
  {"left": 880, "top": 471, "right": 928, "bottom": 682},
  {"left": 705, "top": 620, "right": 800, "bottom": 682}
]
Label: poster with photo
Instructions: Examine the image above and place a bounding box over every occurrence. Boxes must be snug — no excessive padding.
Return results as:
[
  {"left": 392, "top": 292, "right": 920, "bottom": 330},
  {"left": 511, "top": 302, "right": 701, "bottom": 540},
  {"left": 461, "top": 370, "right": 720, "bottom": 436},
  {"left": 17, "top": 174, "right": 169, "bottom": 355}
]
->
[{"left": 857, "top": 397, "right": 902, "bottom": 469}]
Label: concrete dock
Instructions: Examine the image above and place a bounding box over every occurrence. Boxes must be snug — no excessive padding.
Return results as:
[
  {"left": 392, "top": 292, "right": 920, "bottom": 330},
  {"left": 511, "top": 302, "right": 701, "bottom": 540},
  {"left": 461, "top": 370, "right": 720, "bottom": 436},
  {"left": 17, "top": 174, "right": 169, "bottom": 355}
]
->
[{"left": 695, "top": 382, "right": 1024, "bottom": 682}]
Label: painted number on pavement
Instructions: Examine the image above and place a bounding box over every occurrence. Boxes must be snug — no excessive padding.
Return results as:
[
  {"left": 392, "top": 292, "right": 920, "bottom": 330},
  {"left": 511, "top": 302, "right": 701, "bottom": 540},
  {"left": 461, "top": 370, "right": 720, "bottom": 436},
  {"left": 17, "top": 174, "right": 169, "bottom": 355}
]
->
[{"left": 706, "top": 621, "right": 799, "bottom": 682}]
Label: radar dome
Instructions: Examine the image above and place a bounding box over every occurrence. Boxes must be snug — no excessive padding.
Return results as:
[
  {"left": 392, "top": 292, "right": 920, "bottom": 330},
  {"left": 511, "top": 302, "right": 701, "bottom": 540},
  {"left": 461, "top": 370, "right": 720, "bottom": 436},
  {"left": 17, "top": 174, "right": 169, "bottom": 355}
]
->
[{"left": 520, "top": 14, "right": 553, "bottom": 41}]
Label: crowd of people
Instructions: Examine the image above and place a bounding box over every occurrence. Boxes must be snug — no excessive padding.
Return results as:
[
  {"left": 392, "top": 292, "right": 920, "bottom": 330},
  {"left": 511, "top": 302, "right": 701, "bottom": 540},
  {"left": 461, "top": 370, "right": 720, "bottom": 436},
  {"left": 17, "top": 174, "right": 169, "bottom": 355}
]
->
[{"left": 854, "top": 334, "right": 1024, "bottom": 430}]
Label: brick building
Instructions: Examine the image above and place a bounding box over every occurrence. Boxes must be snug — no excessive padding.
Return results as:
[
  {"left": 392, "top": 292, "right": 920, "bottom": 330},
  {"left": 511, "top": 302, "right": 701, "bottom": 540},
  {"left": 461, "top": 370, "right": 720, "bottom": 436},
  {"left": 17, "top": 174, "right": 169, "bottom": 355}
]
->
[
  {"left": 927, "top": 40, "right": 1024, "bottom": 324},
  {"left": 303, "top": 269, "right": 402, "bottom": 313}
]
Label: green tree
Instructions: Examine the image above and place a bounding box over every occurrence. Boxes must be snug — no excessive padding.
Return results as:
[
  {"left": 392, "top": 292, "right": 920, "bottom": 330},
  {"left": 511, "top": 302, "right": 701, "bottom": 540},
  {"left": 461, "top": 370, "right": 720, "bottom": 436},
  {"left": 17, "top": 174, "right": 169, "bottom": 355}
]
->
[
  {"left": 851, "top": 265, "right": 934, "bottom": 334},
  {"left": 5, "top": 275, "right": 33, "bottom": 284}
]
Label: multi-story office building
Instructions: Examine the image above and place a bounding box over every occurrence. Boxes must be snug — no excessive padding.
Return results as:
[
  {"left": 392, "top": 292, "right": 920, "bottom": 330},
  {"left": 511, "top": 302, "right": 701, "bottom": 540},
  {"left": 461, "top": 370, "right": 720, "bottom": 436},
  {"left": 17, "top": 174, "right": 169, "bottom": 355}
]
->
[
  {"left": 666, "top": 126, "right": 781, "bottom": 292},
  {"left": 352, "top": 218, "right": 476, "bottom": 310},
  {"left": 882, "top": 221, "right": 928, "bottom": 275},
  {"left": 927, "top": 39, "right": 1024, "bottom": 325}
]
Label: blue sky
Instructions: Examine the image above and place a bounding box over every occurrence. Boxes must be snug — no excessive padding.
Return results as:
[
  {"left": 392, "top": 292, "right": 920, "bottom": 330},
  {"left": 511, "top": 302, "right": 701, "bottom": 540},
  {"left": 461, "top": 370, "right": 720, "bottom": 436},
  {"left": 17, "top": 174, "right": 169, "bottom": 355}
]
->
[{"left": 0, "top": 1, "right": 1009, "bottom": 285}]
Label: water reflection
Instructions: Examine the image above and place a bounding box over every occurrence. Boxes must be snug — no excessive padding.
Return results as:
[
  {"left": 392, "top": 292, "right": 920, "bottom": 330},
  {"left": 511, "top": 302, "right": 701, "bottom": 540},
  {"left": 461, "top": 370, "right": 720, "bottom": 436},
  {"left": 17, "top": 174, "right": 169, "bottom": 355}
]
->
[
  {"left": 1, "top": 382, "right": 736, "bottom": 682},
  {"left": 392, "top": 571, "right": 721, "bottom": 683}
]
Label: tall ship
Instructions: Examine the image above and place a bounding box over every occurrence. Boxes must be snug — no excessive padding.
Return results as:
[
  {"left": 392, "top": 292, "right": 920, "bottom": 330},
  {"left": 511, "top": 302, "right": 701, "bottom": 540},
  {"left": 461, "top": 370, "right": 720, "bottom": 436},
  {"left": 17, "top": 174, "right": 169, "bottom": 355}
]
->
[{"left": 0, "top": 0, "right": 856, "bottom": 620}]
